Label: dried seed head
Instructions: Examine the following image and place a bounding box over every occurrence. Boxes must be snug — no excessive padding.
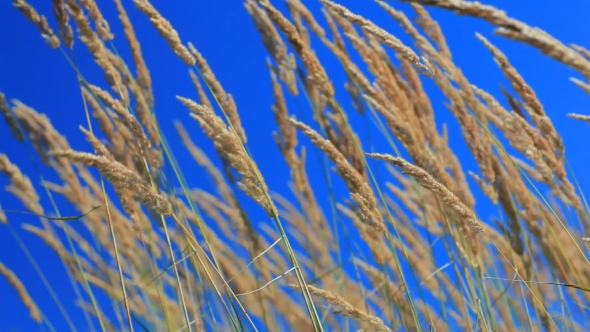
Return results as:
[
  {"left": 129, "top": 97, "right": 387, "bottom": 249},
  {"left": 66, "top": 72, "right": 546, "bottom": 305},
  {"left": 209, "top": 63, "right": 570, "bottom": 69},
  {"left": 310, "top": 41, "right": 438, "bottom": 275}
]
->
[{"left": 49, "top": 150, "right": 172, "bottom": 215}]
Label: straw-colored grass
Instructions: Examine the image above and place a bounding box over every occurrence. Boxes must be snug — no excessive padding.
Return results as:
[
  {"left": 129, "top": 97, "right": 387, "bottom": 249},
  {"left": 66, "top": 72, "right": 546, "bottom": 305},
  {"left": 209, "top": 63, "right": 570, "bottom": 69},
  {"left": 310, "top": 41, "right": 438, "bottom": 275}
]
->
[{"left": 2, "top": 0, "right": 590, "bottom": 331}]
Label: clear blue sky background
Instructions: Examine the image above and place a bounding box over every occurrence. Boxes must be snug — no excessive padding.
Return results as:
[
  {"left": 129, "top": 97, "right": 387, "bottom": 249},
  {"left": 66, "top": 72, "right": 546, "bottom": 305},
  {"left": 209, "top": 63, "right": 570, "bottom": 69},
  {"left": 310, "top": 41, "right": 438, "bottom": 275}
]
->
[{"left": 1, "top": 0, "right": 590, "bottom": 331}]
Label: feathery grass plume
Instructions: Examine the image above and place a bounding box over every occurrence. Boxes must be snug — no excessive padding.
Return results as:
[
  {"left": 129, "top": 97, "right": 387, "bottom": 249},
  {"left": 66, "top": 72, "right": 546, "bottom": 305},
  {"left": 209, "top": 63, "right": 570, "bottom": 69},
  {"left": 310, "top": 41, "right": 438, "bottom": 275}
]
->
[
  {"left": 490, "top": 166, "right": 525, "bottom": 256},
  {"left": 286, "top": 1, "right": 311, "bottom": 47},
  {"left": 476, "top": 86, "right": 555, "bottom": 183},
  {"left": 48, "top": 149, "right": 172, "bottom": 215},
  {"left": 112, "top": 0, "right": 159, "bottom": 149},
  {"left": 81, "top": 87, "right": 127, "bottom": 159},
  {"left": 274, "top": 192, "right": 333, "bottom": 264},
  {"left": 133, "top": 0, "right": 195, "bottom": 65},
  {"left": 51, "top": 0, "right": 74, "bottom": 48},
  {"left": 79, "top": 126, "right": 114, "bottom": 161},
  {"left": 290, "top": 284, "right": 392, "bottom": 332},
  {"left": 571, "top": 44, "right": 590, "bottom": 61},
  {"left": 289, "top": 0, "right": 326, "bottom": 37},
  {"left": 175, "top": 121, "right": 233, "bottom": 206},
  {"left": 21, "top": 224, "right": 71, "bottom": 263},
  {"left": 13, "top": 0, "right": 60, "bottom": 48},
  {"left": 367, "top": 153, "right": 483, "bottom": 234},
  {"left": 387, "top": 8, "right": 497, "bottom": 206},
  {"left": 113, "top": 0, "right": 153, "bottom": 104},
  {"left": 362, "top": 89, "right": 472, "bottom": 205},
  {"left": 187, "top": 43, "right": 247, "bottom": 144},
  {"left": 410, "top": 3, "right": 452, "bottom": 60},
  {"left": 12, "top": 100, "right": 68, "bottom": 162},
  {"left": 177, "top": 96, "right": 276, "bottom": 216},
  {"left": 270, "top": 67, "right": 330, "bottom": 249},
  {"left": 476, "top": 33, "right": 563, "bottom": 156},
  {"left": 290, "top": 117, "right": 385, "bottom": 233},
  {"left": 0, "top": 92, "right": 24, "bottom": 142},
  {"left": 0, "top": 154, "right": 44, "bottom": 215},
  {"left": 64, "top": 0, "right": 129, "bottom": 104},
  {"left": 270, "top": 68, "right": 297, "bottom": 155},
  {"left": 245, "top": 0, "right": 298, "bottom": 95},
  {"left": 337, "top": 203, "right": 387, "bottom": 264},
  {"left": 321, "top": 6, "right": 351, "bottom": 61},
  {"left": 570, "top": 77, "right": 590, "bottom": 95},
  {"left": 8, "top": 101, "right": 105, "bottom": 228},
  {"left": 0, "top": 204, "right": 6, "bottom": 223},
  {"left": 322, "top": 103, "right": 368, "bottom": 181},
  {"left": 473, "top": 83, "right": 577, "bottom": 208},
  {"left": 475, "top": 34, "right": 586, "bottom": 212},
  {"left": 330, "top": 6, "right": 474, "bottom": 204},
  {"left": 176, "top": 120, "right": 266, "bottom": 255},
  {"left": 86, "top": 84, "right": 160, "bottom": 167},
  {"left": 0, "top": 262, "right": 42, "bottom": 323},
  {"left": 568, "top": 113, "right": 590, "bottom": 125},
  {"left": 403, "top": 0, "right": 590, "bottom": 77},
  {"left": 6, "top": 0, "right": 590, "bottom": 330},
  {"left": 259, "top": 0, "right": 335, "bottom": 97},
  {"left": 79, "top": 0, "right": 113, "bottom": 41},
  {"left": 188, "top": 70, "right": 211, "bottom": 109},
  {"left": 317, "top": 10, "right": 369, "bottom": 107},
  {"left": 322, "top": 0, "right": 434, "bottom": 77}
]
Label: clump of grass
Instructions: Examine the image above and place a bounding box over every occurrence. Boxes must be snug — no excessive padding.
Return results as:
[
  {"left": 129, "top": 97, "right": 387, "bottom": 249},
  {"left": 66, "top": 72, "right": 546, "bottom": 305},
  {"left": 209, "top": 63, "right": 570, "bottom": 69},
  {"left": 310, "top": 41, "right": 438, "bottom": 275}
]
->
[{"left": 1, "top": 0, "right": 590, "bottom": 331}]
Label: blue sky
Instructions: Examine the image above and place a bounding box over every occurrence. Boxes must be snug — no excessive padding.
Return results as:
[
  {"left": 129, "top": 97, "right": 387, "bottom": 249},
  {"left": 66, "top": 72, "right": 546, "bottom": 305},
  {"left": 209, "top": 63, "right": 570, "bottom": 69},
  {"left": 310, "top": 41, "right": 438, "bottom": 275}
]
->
[{"left": 1, "top": 0, "right": 590, "bottom": 330}]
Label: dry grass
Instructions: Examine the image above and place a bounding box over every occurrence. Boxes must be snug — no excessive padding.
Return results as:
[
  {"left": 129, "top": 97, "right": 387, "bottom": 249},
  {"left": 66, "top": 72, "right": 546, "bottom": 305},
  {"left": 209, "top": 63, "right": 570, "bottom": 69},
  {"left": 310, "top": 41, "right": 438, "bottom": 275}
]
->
[{"left": 1, "top": 0, "right": 590, "bottom": 331}]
